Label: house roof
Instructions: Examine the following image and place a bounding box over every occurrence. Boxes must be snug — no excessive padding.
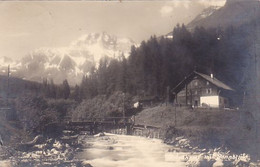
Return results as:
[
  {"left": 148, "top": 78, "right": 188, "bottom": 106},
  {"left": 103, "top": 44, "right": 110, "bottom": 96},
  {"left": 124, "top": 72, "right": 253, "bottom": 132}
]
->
[
  {"left": 172, "top": 71, "right": 234, "bottom": 93},
  {"left": 194, "top": 71, "right": 234, "bottom": 91}
]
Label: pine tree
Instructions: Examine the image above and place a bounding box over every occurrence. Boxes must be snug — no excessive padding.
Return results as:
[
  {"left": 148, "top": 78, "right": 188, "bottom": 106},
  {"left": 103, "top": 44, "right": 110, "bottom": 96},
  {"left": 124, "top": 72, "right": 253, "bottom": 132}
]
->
[
  {"left": 117, "top": 54, "right": 127, "bottom": 93},
  {"left": 62, "top": 79, "right": 70, "bottom": 99},
  {"left": 72, "top": 84, "right": 81, "bottom": 102}
]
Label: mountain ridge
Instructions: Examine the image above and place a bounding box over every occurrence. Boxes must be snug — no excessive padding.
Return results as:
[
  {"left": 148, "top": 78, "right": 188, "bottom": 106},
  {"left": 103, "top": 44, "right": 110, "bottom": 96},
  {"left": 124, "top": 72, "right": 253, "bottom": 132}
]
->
[
  {"left": 187, "top": 0, "right": 260, "bottom": 30},
  {"left": 0, "top": 32, "right": 136, "bottom": 85}
]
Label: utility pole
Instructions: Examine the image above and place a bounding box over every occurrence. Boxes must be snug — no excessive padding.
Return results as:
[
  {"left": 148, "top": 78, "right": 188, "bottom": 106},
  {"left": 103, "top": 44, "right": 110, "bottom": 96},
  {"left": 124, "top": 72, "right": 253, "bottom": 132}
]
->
[
  {"left": 3, "top": 65, "right": 10, "bottom": 120},
  {"left": 166, "top": 86, "right": 169, "bottom": 106},
  {"left": 253, "top": 5, "right": 260, "bottom": 158},
  {"left": 7, "top": 65, "right": 10, "bottom": 102},
  {"left": 175, "top": 104, "right": 177, "bottom": 126},
  {"left": 123, "top": 93, "right": 125, "bottom": 124},
  {"left": 185, "top": 83, "right": 188, "bottom": 105}
]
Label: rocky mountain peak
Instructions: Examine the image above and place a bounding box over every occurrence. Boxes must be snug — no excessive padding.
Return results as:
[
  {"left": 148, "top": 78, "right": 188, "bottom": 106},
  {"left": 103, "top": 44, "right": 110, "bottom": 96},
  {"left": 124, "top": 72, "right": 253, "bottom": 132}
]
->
[{"left": 0, "top": 32, "right": 136, "bottom": 85}]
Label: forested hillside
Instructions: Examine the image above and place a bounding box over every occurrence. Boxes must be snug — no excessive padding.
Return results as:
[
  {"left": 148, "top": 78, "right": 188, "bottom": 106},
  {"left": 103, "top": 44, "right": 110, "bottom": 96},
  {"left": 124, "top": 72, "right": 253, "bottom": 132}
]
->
[
  {"left": 0, "top": 75, "right": 72, "bottom": 100},
  {"left": 78, "top": 24, "right": 256, "bottom": 103}
]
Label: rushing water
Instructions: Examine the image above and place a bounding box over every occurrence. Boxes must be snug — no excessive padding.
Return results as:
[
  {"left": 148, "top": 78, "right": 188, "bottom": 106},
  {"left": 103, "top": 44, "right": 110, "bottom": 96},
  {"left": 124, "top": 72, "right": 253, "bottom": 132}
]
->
[
  {"left": 0, "top": 133, "right": 254, "bottom": 167},
  {"left": 76, "top": 133, "right": 191, "bottom": 167}
]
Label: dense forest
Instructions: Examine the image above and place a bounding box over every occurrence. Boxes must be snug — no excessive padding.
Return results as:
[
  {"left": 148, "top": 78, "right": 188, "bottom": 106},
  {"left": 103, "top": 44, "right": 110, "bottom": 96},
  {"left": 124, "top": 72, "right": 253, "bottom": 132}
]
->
[{"left": 76, "top": 24, "right": 255, "bottom": 103}]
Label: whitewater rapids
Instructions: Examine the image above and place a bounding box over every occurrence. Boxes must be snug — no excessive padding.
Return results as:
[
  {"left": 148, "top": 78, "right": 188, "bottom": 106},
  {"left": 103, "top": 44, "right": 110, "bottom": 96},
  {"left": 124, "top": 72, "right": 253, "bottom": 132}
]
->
[{"left": 76, "top": 133, "right": 191, "bottom": 167}]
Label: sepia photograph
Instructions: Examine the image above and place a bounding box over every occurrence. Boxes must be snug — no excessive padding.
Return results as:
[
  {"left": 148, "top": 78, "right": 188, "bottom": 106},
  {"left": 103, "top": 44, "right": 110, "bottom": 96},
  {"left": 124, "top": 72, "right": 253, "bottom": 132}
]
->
[{"left": 0, "top": 0, "right": 259, "bottom": 166}]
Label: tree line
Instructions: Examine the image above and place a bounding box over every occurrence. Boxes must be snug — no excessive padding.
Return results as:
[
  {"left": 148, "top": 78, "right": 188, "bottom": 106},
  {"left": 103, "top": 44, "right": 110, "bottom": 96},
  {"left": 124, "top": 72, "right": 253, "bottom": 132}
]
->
[
  {"left": 42, "top": 79, "right": 71, "bottom": 99},
  {"left": 76, "top": 24, "right": 254, "bottom": 103},
  {"left": 39, "top": 23, "right": 255, "bottom": 103}
]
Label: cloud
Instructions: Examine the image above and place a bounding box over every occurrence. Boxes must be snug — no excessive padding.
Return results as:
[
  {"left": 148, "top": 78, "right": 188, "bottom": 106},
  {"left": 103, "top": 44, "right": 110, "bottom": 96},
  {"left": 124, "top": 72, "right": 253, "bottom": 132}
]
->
[
  {"left": 167, "top": 0, "right": 226, "bottom": 9},
  {"left": 183, "top": 2, "right": 191, "bottom": 9},
  {"left": 160, "top": 6, "right": 173, "bottom": 17},
  {"left": 198, "top": 0, "right": 226, "bottom": 7},
  {"left": 160, "top": 1, "right": 192, "bottom": 16}
]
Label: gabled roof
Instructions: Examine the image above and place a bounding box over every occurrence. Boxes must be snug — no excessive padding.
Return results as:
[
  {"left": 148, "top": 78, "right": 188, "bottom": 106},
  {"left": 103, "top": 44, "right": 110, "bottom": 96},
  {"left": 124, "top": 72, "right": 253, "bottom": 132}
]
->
[
  {"left": 194, "top": 71, "right": 234, "bottom": 91},
  {"left": 172, "top": 71, "right": 234, "bottom": 94}
]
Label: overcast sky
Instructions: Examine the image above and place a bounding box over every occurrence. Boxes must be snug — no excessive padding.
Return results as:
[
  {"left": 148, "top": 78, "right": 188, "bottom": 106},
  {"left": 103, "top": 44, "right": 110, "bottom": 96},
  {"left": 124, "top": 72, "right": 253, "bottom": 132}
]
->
[{"left": 0, "top": 0, "right": 226, "bottom": 59}]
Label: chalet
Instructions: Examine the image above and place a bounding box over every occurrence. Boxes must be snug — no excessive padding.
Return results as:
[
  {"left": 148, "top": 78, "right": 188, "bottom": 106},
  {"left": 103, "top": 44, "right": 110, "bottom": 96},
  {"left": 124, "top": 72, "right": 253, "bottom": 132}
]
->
[{"left": 172, "top": 71, "right": 234, "bottom": 108}]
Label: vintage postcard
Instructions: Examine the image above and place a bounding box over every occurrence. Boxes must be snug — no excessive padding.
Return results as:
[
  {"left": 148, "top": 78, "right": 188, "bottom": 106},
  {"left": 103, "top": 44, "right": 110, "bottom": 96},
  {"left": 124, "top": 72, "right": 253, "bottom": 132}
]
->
[{"left": 0, "top": 0, "right": 259, "bottom": 166}]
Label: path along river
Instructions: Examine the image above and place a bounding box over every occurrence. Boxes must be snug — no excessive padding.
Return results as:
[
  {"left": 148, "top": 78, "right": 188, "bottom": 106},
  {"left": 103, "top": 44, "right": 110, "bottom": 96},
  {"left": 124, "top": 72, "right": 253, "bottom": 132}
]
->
[{"left": 76, "top": 133, "right": 194, "bottom": 167}]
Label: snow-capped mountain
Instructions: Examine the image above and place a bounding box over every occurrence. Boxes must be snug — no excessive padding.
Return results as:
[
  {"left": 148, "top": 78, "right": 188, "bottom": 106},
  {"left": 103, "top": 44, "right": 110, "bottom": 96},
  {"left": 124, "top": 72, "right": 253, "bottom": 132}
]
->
[
  {"left": 187, "top": 0, "right": 260, "bottom": 30},
  {"left": 187, "top": 6, "right": 221, "bottom": 29},
  {"left": 0, "top": 32, "right": 136, "bottom": 85},
  {"left": 163, "top": 0, "right": 260, "bottom": 37},
  {"left": 161, "top": 5, "right": 221, "bottom": 38}
]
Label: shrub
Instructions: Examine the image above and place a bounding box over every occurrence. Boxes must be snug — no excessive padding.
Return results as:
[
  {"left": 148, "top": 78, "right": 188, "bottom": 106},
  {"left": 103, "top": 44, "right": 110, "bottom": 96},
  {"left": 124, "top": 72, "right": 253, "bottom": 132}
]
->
[
  {"left": 15, "top": 96, "right": 59, "bottom": 134},
  {"left": 72, "top": 91, "right": 137, "bottom": 121}
]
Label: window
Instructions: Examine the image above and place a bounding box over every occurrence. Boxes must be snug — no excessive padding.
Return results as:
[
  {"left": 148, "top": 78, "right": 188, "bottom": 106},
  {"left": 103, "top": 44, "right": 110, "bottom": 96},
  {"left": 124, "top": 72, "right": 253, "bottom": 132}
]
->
[
  {"left": 194, "top": 81, "right": 198, "bottom": 86},
  {"left": 206, "top": 88, "right": 212, "bottom": 94},
  {"left": 194, "top": 100, "right": 198, "bottom": 106},
  {"left": 206, "top": 81, "right": 209, "bottom": 85},
  {"left": 194, "top": 90, "right": 198, "bottom": 95},
  {"left": 224, "top": 99, "right": 227, "bottom": 104}
]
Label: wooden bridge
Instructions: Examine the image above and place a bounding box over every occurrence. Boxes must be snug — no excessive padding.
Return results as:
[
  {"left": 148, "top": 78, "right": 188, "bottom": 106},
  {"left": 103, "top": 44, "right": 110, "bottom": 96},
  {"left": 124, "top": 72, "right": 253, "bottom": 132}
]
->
[{"left": 64, "top": 116, "right": 135, "bottom": 135}]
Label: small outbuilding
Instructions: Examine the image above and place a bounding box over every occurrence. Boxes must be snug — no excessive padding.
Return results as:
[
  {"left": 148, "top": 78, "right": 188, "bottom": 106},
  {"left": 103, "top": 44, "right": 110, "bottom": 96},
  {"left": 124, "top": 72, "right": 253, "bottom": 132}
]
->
[{"left": 172, "top": 71, "right": 234, "bottom": 108}]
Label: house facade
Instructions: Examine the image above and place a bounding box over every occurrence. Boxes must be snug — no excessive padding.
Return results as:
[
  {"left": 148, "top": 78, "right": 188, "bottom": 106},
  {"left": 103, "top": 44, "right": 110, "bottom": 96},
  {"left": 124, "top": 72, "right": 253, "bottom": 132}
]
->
[{"left": 172, "top": 71, "right": 234, "bottom": 108}]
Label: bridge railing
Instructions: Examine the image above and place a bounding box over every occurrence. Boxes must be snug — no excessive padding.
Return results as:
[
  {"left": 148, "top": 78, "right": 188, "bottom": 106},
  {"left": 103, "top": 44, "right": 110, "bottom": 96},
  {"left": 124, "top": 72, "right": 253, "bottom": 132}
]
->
[{"left": 67, "top": 116, "right": 135, "bottom": 125}]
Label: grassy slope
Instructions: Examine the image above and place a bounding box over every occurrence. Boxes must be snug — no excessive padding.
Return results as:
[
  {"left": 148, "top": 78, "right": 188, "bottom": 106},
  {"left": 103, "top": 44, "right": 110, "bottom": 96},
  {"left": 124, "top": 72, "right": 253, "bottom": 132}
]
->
[
  {"left": 135, "top": 105, "right": 242, "bottom": 128},
  {"left": 135, "top": 105, "right": 257, "bottom": 153}
]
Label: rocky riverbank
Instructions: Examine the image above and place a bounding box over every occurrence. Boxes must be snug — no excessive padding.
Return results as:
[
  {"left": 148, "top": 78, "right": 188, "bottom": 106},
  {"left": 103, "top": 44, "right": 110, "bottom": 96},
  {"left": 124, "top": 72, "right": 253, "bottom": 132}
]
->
[
  {"left": 164, "top": 136, "right": 259, "bottom": 167},
  {"left": 0, "top": 131, "right": 92, "bottom": 167},
  {"left": 1, "top": 130, "right": 260, "bottom": 167}
]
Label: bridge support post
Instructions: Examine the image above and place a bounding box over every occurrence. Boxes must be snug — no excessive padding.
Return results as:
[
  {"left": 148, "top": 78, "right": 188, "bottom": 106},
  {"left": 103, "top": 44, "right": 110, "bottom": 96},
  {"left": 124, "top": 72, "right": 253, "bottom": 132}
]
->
[
  {"left": 126, "top": 125, "right": 132, "bottom": 135},
  {"left": 93, "top": 122, "right": 98, "bottom": 135}
]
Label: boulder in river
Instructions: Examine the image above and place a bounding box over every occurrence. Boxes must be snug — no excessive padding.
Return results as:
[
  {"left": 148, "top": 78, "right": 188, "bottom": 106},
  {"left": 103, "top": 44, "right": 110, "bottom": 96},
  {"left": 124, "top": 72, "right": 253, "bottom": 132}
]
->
[
  {"left": 17, "top": 135, "right": 45, "bottom": 151},
  {"left": 81, "top": 161, "right": 93, "bottom": 167},
  {"left": 94, "top": 132, "right": 105, "bottom": 137},
  {"left": 0, "top": 160, "right": 11, "bottom": 167},
  {"left": 213, "top": 158, "right": 224, "bottom": 167}
]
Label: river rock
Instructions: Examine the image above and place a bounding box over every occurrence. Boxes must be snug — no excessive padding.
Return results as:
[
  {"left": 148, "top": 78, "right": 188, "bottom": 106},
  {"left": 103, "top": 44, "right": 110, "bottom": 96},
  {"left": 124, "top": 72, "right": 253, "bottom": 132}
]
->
[
  {"left": 107, "top": 146, "right": 114, "bottom": 150},
  {"left": 0, "top": 160, "right": 11, "bottom": 167},
  {"left": 234, "top": 159, "right": 250, "bottom": 166},
  {"left": 82, "top": 161, "right": 94, "bottom": 167},
  {"left": 17, "top": 135, "right": 45, "bottom": 152},
  {"left": 94, "top": 132, "right": 105, "bottom": 137},
  {"left": 27, "top": 135, "right": 45, "bottom": 145},
  {"left": 213, "top": 158, "right": 224, "bottom": 167}
]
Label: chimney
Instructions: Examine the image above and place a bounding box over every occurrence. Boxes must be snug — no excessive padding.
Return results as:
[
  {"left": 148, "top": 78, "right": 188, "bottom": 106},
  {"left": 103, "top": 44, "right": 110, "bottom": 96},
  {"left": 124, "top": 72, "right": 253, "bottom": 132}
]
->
[{"left": 211, "top": 74, "right": 214, "bottom": 79}]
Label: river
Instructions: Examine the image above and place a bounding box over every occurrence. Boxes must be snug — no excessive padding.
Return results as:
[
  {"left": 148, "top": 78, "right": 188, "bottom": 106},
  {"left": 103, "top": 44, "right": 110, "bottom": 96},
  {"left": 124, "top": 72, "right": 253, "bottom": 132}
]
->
[
  {"left": 76, "top": 133, "right": 193, "bottom": 167},
  {"left": 0, "top": 132, "right": 254, "bottom": 166}
]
